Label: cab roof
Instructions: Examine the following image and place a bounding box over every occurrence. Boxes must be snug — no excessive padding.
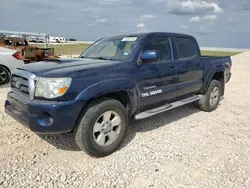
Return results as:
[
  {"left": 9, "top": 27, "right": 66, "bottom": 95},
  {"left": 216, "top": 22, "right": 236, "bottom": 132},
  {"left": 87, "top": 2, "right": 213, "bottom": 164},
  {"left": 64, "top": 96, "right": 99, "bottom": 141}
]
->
[{"left": 107, "top": 32, "right": 195, "bottom": 39}]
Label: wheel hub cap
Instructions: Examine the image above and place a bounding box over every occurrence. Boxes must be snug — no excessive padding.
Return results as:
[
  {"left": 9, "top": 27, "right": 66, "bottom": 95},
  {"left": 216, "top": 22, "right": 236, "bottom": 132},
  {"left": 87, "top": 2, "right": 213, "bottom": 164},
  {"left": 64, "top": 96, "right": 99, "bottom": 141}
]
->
[
  {"left": 209, "top": 87, "right": 219, "bottom": 105},
  {"left": 93, "top": 111, "right": 122, "bottom": 147},
  {"left": 102, "top": 121, "right": 112, "bottom": 134}
]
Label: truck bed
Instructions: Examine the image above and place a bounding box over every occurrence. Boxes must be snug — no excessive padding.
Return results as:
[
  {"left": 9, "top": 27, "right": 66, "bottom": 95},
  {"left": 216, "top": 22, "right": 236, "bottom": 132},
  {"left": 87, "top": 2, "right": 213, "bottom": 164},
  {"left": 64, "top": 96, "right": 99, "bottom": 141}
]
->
[
  {"left": 201, "top": 55, "right": 232, "bottom": 85},
  {"left": 202, "top": 55, "right": 229, "bottom": 59},
  {"left": 201, "top": 55, "right": 231, "bottom": 63}
]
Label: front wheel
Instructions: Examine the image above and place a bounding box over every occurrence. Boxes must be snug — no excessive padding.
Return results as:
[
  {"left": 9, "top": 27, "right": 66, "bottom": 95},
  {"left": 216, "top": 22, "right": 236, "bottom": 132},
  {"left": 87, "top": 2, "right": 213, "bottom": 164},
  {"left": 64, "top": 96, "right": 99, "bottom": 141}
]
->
[
  {"left": 74, "top": 97, "right": 129, "bottom": 157},
  {"left": 198, "top": 80, "right": 222, "bottom": 112}
]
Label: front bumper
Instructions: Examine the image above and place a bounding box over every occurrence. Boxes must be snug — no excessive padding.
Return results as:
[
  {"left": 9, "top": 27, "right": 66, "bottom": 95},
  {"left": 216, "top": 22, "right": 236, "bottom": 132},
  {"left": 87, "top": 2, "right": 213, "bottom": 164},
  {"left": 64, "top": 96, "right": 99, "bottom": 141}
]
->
[{"left": 5, "top": 91, "right": 85, "bottom": 134}]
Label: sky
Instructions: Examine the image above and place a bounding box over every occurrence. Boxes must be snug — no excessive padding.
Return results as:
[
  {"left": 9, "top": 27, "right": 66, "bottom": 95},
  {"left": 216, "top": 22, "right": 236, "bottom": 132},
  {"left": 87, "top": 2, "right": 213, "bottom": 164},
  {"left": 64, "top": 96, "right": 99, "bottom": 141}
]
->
[{"left": 1, "top": 0, "right": 250, "bottom": 48}]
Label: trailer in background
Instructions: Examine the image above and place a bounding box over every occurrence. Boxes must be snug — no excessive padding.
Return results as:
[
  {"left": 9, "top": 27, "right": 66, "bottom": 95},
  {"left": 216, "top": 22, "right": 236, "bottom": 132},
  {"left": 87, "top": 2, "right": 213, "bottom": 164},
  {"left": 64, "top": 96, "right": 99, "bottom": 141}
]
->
[{"left": 0, "top": 30, "right": 50, "bottom": 48}]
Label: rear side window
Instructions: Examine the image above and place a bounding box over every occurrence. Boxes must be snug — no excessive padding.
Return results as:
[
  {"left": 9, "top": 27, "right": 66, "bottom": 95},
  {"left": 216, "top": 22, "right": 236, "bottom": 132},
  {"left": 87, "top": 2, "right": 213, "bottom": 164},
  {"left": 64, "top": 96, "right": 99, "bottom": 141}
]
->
[{"left": 174, "top": 37, "right": 197, "bottom": 59}]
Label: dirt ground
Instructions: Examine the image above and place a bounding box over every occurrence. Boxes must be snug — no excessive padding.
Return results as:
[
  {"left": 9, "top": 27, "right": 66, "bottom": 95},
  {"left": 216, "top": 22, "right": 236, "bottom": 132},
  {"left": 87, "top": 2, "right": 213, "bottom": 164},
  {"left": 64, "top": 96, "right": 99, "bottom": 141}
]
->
[{"left": 0, "top": 52, "right": 250, "bottom": 188}]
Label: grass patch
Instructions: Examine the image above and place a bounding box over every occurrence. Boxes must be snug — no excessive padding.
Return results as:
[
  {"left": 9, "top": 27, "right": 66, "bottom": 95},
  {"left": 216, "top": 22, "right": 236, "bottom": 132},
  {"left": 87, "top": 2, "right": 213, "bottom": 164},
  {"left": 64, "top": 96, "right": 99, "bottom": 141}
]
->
[
  {"left": 31, "top": 43, "right": 91, "bottom": 56},
  {"left": 201, "top": 50, "right": 240, "bottom": 57},
  {"left": 32, "top": 43, "right": 242, "bottom": 57}
]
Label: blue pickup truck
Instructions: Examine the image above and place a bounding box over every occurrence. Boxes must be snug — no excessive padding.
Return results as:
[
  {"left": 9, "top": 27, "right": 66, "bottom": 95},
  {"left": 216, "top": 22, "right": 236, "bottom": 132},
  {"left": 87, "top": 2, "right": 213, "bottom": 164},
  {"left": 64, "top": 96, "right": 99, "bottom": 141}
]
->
[{"left": 5, "top": 32, "right": 232, "bottom": 157}]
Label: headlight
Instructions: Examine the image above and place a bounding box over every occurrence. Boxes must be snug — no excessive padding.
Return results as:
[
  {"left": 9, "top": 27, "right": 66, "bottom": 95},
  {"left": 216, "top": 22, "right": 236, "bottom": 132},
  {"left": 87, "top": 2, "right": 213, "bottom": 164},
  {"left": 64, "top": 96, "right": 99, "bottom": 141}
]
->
[{"left": 35, "top": 77, "right": 72, "bottom": 99}]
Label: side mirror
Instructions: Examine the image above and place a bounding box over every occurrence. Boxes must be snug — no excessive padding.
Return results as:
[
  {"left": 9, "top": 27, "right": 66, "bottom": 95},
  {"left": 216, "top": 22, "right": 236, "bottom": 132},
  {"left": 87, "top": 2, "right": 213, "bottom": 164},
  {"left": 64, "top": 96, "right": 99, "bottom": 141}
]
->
[{"left": 141, "top": 50, "right": 158, "bottom": 63}]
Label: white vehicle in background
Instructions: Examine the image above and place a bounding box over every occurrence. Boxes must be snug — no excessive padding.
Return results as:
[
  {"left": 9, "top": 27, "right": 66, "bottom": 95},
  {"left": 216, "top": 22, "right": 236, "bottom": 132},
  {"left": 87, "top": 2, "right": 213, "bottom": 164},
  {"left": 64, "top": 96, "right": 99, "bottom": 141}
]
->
[
  {"left": 26, "top": 36, "right": 45, "bottom": 43},
  {"left": 49, "top": 36, "right": 66, "bottom": 43},
  {"left": 0, "top": 47, "right": 25, "bottom": 85}
]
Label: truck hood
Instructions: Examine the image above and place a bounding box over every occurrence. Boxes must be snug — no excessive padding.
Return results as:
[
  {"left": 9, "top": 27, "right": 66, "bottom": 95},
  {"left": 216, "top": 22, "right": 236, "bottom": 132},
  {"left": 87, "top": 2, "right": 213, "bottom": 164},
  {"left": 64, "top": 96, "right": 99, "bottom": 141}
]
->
[{"left": 18, "top": 57, "right": 123, "bottom": 77}]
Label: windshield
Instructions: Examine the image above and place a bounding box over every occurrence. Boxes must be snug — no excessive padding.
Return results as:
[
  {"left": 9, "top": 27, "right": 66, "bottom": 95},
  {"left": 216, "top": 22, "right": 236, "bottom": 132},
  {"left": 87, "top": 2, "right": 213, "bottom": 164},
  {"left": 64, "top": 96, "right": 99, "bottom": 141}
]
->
[{"left": 79, "top": 35, "right": 144, "bottom": 61}]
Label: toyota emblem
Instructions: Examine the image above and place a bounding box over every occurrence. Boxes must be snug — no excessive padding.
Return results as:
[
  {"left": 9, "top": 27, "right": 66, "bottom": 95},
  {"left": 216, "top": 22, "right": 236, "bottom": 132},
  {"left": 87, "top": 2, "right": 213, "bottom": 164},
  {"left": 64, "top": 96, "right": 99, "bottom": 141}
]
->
[{"left": 16, "top": 80, "right": 21, "bottom": 88}]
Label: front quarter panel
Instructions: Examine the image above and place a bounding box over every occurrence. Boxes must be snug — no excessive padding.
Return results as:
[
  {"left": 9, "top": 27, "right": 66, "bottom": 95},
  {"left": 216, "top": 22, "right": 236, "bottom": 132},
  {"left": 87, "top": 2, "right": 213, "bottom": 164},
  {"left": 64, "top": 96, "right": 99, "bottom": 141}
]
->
[{"left": 75, "top": 78, "right": 139, "bottom": 114}]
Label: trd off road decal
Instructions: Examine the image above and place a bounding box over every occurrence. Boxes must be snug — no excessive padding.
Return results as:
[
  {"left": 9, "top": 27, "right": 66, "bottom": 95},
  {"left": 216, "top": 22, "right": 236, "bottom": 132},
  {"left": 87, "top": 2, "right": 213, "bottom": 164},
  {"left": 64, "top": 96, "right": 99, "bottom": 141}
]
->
[{"left": 141, "top": 89, "right": 163, "bottom": 97}]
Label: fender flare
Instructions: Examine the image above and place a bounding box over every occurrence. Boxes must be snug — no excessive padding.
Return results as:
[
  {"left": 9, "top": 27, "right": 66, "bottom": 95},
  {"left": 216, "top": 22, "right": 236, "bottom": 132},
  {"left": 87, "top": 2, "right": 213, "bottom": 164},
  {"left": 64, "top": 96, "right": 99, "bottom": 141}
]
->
[{"left": 201, "top": 64, "right": 225, "bottom": 93}]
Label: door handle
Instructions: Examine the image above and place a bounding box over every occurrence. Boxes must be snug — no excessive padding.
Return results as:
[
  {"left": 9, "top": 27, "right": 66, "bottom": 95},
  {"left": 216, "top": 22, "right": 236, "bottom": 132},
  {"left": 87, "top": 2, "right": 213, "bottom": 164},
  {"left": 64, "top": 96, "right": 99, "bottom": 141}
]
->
[
  {"left": 170, "top": 66, "right": 175, "bottom": 69},
  {"left": 196, "top": 63, "right": 200, "bottom": 66}
]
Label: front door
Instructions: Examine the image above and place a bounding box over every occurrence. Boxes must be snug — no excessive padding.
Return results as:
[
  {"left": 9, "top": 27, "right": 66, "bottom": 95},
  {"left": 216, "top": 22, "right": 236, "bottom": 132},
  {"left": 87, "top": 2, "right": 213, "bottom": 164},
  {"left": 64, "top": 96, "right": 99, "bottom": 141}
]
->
[{"left": 134, "top": 35, "right": 178, "bottom": 111}]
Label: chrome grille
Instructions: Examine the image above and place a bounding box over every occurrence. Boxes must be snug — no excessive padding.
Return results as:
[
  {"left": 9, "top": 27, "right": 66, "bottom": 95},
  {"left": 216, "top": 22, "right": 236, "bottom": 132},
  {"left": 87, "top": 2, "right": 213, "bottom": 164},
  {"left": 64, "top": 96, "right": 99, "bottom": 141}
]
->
[
  {"left": 11, "top": 75, "right": 30, "bottom": 97},
  {"left": 10, "top": 70, "right": 37, "bottom": 100}
]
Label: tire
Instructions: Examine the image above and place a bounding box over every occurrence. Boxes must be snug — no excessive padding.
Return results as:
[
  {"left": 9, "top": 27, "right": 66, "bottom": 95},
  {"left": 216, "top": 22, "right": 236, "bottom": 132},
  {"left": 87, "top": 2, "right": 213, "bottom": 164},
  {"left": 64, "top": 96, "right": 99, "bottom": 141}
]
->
[
  {"left": 74, "top": 97, "right": 129, "bottom": 157},
  {"left": 0, "top": 66, "right": 10, "bottom": 85},
  {"left": 198, "top": 80, "right": 222, "bottom": 112}
]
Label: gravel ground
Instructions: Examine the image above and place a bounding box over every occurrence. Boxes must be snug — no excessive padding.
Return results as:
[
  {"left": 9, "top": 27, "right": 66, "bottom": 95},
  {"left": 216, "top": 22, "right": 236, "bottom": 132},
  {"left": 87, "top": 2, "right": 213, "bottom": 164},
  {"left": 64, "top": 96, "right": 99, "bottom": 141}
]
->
[{"left": 0, "top": 52, "right": 250, "bottom": 188}]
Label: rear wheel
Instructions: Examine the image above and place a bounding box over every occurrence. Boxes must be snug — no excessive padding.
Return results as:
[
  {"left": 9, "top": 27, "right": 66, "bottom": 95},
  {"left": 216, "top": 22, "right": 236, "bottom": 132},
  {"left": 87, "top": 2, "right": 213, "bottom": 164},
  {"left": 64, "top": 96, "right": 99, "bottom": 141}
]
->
[
  {"left": 0, "top": 66, "right": 10, "bottom": 85},
  {"left": 198, "top": 80, "right": 222, "bottom": 112},
  {"left": 74, "top": 97, "right": 129, "bottom": 157}
]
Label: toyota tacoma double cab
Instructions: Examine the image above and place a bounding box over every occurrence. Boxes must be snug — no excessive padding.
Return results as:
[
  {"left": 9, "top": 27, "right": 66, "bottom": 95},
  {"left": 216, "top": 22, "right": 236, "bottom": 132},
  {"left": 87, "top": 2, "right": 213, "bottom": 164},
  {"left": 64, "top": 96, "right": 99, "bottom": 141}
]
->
[{"left": 4, "top": 32, "right": 232, "bottom": 157}]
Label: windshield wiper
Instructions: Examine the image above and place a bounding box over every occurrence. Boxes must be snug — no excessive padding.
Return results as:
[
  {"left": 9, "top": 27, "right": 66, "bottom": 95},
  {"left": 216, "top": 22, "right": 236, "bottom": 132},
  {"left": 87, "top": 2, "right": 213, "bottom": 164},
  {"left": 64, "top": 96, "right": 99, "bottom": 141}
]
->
[
  {"left": 90, "top": 57, "right": 119, "bottom": 61},
  {"left": 93, "top": 57, "right": 109, "bottom": 60},
  {"left": 79, "top": 56, "right": 90, "bottom": 59},
  {"left": 80, "top": 56, "right": 120, "bottom": 61}
]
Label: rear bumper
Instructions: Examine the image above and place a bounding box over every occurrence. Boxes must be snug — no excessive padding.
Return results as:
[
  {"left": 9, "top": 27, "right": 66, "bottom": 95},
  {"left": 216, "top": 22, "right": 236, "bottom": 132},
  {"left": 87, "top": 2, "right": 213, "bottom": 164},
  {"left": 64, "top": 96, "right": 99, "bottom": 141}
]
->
[
  {"left": 225, "top": 64, "right": 232, "bottom": 83},
  {"left": 5, "top": 91, "right": 85, "bottom": 134},
  {"left": 225, "top": 72, "right": 231, "bottom": 83}
]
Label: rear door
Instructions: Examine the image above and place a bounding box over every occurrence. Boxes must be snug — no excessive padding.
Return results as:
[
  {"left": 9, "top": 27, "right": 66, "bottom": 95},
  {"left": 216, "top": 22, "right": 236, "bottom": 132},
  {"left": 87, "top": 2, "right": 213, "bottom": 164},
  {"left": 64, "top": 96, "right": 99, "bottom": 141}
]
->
[
  {"left": 172, "top": 36, "right": 203, "bottom": 97},
  {"left": 134, "top": 35, "right": 178, "bottom": 111}
]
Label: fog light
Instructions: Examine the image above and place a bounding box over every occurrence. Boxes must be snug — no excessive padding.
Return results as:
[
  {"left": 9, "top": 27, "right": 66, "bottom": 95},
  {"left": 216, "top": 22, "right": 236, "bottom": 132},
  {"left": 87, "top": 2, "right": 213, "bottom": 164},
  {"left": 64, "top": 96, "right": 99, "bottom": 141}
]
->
[{"left": 37, "top": 113, "right": 53, "bottom": 127}]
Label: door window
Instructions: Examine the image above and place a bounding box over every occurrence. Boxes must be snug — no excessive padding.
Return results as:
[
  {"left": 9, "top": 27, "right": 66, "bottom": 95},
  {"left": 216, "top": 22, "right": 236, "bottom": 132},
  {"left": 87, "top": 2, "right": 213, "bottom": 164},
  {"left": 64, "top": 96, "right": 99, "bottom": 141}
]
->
[
  {"left": 138, "top": 36, "right": 172, "bottom": 64},
  {"left": 174, "top": 37, "right": 197, "bottom": 59}
]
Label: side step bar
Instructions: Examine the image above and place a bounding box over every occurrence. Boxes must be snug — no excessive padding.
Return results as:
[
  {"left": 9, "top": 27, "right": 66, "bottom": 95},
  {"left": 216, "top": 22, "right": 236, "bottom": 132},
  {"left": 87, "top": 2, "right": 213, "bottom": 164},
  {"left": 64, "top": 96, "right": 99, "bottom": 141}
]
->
[{"left": 134, "top": 94, "right": 203, "bottom": 120}]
